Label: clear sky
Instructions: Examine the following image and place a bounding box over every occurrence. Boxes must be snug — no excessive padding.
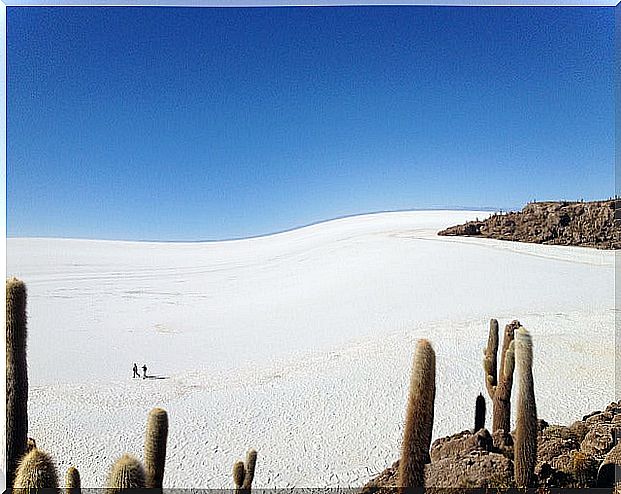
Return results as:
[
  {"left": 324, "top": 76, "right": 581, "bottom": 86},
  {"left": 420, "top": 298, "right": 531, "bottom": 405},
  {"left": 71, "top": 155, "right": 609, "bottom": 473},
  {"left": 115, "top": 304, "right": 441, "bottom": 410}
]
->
[{"left": 7, "top": 6, "right": 615, "bottom": 241}]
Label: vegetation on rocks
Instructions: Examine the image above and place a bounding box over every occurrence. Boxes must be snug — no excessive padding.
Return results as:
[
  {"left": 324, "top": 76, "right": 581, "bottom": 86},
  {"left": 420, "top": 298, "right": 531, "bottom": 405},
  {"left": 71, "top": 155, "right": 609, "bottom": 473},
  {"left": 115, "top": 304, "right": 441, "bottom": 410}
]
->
[{"left": 361, "top": 320, "right": 621, "bottom": 493}]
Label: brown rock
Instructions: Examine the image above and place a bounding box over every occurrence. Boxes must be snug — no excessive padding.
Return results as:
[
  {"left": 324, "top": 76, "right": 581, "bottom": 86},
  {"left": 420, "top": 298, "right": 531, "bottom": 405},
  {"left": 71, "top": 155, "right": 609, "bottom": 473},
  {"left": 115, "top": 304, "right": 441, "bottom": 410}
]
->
[
  {"left": 537, "top": 437, "right": 578, "bottom": 464},
  {"left": 430, "top": 429, "right": 493, "bottom": 462},
  {"left": 598, "top": 442, "right": 621, "bottom": 488},
  {"left": 586, "top": 411, "right": 613, "bottom": 425},
  {"left": 548, "top": 450, "right": 599, "bottom": 487},
  {"left": 581, "top": 424, "right": 620, "bottom": 458},
  {"left": 437, "top": 200, "right": 619, "bottom": 249},
  {"left": 492, "top": 429, "right": 513, "bottom": 456},
  {"left": 568, "top": 421, "right": 589, "bottom": 442},
  {"left": 424, "top": 451, "right": 513, "bottom": 488}
]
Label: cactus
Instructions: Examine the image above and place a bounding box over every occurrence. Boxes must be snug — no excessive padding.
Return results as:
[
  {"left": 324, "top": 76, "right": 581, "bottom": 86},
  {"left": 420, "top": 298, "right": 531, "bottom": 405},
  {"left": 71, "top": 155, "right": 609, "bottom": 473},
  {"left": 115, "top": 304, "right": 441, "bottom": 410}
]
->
[
  {"left": 399, "top": 339, "right": 436, "bottom": 490},
  {"left": 474, "top": 393, "right": 486, "bottom": 432},
  {"left": 6, "top": 277, "right": 29, "bottom": 487},
  {"left": 144, "top": 407, "right": 168, "bottom": 488},
  {"left": 65, "top": 466, "right": 81, "bottom": 494},
  {"left": 106, "top": 454, "right": 146, "bottom": 494},
  {"left": 514, "top": 326, "right": 537, "bottom": 488},
  {"left": 483, "top": 319, "right": 518, "bottom": 434},
  {"left": 232, "top": 461, "right": 245, "bottom": 489},
  {"left": 27, "top": 437, "right": 37, "bottom": 452},
  {"left": 13, "top": 448, "right": 59, "bottom": 490},
  {"left": 492, "top": 338, "right": 516, "bottom": 435},
  {"left": 242, "top": 449, "right": 257, "bottom": 489},
  {"left": 233, "top": 449, "right": 258, "bottom": 490},
  {"left": 483, "top": 318, "right": 499, "bottom": 398}
]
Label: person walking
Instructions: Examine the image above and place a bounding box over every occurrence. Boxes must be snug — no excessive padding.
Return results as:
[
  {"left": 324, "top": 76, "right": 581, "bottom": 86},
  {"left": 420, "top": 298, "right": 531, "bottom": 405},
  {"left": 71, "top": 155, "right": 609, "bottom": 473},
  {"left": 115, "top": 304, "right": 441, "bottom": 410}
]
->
[
  {"left": 142, "top": 364, "right": 147, "bottom": 379},
  {"left": 133, "top": 363, "right": 140, "bottom": 379}
]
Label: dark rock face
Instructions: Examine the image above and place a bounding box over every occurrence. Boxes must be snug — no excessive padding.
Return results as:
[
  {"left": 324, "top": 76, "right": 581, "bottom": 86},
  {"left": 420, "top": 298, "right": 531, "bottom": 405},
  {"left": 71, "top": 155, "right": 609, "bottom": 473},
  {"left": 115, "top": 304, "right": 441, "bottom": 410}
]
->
[
  {"left": 438, "top": 200, "right": 620, "bottom": 249},
  {"left": 361, "top": 401, "right": 621, "bottom": 492}
]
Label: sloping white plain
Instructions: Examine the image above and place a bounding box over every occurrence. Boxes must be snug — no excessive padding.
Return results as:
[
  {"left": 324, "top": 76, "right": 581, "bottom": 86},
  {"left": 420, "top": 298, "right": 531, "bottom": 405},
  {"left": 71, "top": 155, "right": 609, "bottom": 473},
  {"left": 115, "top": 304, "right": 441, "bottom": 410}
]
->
[{"left": 6, "top": 211, "right": 615, "bottom": 488}]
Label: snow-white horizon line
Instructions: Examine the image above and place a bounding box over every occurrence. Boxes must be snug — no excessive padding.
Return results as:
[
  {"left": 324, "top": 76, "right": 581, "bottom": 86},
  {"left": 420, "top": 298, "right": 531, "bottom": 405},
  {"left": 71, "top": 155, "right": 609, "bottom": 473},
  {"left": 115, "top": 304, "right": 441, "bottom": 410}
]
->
[{"left": 6, "top": 206, "right": 501, "bottom": 244}]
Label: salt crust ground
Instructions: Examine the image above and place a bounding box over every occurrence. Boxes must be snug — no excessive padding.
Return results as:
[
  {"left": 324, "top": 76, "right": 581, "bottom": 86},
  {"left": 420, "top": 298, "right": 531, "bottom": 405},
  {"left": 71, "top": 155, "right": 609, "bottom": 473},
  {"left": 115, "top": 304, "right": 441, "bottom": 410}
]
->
[{"left": 6, "top": 211, "right": 615, "bottom": 488}]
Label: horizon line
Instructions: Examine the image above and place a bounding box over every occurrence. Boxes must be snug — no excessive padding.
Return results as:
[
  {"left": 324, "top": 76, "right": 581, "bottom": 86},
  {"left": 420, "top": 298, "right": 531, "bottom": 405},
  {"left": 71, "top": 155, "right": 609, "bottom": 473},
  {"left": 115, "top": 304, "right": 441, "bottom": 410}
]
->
[{"left": 7, "top": 205, "right": 505, "bottom": 244}]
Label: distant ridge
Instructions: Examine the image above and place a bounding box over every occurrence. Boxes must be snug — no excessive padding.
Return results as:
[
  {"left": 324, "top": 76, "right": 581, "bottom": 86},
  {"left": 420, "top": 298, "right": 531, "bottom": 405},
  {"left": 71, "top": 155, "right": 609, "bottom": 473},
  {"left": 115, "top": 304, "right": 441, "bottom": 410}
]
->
[
  {"left": 438, "top": 199, "right": 619, "bottom": 250},
  {"left": 7, "top": 207, "right": 499, "bottom": 244},
  {"left": 141, "top": 206, "right": 501, "bottom": 243}
]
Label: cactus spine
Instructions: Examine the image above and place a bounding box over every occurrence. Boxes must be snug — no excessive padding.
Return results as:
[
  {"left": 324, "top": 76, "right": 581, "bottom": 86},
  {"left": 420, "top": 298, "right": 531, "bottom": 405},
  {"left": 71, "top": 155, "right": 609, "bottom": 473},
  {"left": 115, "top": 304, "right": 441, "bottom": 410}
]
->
[
  {"left": 514, "top": 326, "right": 537, "bottom": 488},
  {"left": 65, "top": 466, "right": 81, "bottom": 494},
  {"left": 399, "top": 339, "right": 436, "bottom": 490},
  {"left": 13, "top": 448, "right": 59, "bottom": 490},
  {"left": 474, "top": 393, "right": 486, "bottom": 432},
  {"left": 106, "top": 454, "right": 146, "bottom": 493},
  {"left": 144, "top": 407, "right": 168, "bottom": 488},
  {"left": 6, "top": 277, "right": 29, "bottom": 487}
]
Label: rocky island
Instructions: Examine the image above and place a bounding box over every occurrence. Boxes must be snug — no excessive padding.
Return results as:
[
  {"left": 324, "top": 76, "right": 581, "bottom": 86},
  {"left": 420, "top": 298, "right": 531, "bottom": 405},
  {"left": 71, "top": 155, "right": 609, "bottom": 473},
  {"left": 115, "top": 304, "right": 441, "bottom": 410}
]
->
[{"left": 438, "top": 199, "right": 619, "bottom": 249}]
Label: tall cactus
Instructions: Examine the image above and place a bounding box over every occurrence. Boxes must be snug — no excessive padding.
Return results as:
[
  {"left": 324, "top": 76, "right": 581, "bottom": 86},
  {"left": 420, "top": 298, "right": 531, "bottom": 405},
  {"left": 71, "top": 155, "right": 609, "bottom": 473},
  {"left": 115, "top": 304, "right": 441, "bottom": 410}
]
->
[
  {"left": 514, "top": 326, "right": 537, "bottom": 488},
  {"left": 242, "top": 449, "right": 257, "bottom": 489},
  {"left": 399, "top": 339, "right": 436, "bottom": 490},
  {"left": 106, "top": 454, "right": 146, "bottom": 494},
  {"left": 474, "top": 393, "right": 486, "bottom": 432},
  {"left": 483, "top": 319, "right": 518, "bottom": 433},
  {"left": 65, "top": 466, "right": 81, "bottom": 494},
  {"left": 483, "top": 319, "right": 499, "bottom": 398},
  {"left": 144, "top": 407, "right": 168, "bottom": 488},
  {"left": 13, "top": 448, "right": 59, "bottom": 490},
  {"left": 495, "top": 338, "right": 515, "bottom": 434},
  {"left": 6, "top": 277, "right": 29, "bottom": 487}
]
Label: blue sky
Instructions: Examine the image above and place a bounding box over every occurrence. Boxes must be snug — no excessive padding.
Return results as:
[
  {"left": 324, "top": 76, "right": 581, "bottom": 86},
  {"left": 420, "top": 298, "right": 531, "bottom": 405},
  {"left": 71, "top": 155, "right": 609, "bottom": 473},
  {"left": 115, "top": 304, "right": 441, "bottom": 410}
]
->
[{"left": 7, "top": 6, "right": 615, "bottom": 241}]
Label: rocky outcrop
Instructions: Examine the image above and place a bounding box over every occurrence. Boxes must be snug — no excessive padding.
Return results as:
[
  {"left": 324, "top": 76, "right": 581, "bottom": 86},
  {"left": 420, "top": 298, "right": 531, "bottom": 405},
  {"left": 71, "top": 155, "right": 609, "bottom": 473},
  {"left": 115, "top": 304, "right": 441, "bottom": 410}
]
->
[
  {"left": 438, "top": 200, "right": 620, "bottom": 249},
  {"left": 361, "top": 402, "right": 621, "bottom": 492}
]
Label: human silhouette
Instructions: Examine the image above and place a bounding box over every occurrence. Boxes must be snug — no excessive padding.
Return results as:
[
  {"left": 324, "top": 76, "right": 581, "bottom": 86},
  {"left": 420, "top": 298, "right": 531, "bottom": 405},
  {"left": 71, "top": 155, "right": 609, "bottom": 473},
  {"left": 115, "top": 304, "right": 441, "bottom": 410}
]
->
[
  {"left": 142, "top": 364, "right": 147, "bottom": 379},
  {"left": 133, "top": 363, "right": 140, "bottom": 379}
]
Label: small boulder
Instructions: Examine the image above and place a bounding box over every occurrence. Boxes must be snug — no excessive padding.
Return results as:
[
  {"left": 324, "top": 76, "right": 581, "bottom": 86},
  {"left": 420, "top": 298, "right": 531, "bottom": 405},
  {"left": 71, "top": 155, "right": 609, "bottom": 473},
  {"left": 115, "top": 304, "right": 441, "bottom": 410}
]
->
[
  {"left": 430, "top": 429, "right": 493, "bottom": 462},
  {"left": 581, "top": 424, "right": 620, "bottom": 458},
  {"left": 597, "top": 442, "right": 621, "bottom": 488},
  {"left": 424, "top": 451, "right": 513, "bottom": 488}
]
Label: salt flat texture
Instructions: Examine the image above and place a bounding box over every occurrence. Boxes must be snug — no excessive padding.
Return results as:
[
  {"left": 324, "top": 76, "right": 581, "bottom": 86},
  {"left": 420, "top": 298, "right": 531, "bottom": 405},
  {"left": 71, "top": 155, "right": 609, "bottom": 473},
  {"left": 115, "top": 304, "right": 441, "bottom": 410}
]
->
[{"left": 6, "top": 210, "right": 615, "bottom": 488}]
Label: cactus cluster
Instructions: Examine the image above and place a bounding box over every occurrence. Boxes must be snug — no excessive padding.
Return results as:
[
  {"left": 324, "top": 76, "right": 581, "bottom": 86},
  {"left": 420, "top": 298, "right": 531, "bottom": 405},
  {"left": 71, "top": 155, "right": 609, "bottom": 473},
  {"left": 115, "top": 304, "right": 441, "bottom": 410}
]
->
[
  {"left": 232, "top": 449, "right": 258, "bottom": 490},
  {"left": 7, "top": 279, "right": 267, "bottom": 491},
  {"left": 483, "top": 318, "right": 518, "bottom": 435},
  {"left": 5, "top": 277, "right": 552, "bottom": 491},
  {"left": 397, "top": 320, "right": 538, "bottom": 489}
]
